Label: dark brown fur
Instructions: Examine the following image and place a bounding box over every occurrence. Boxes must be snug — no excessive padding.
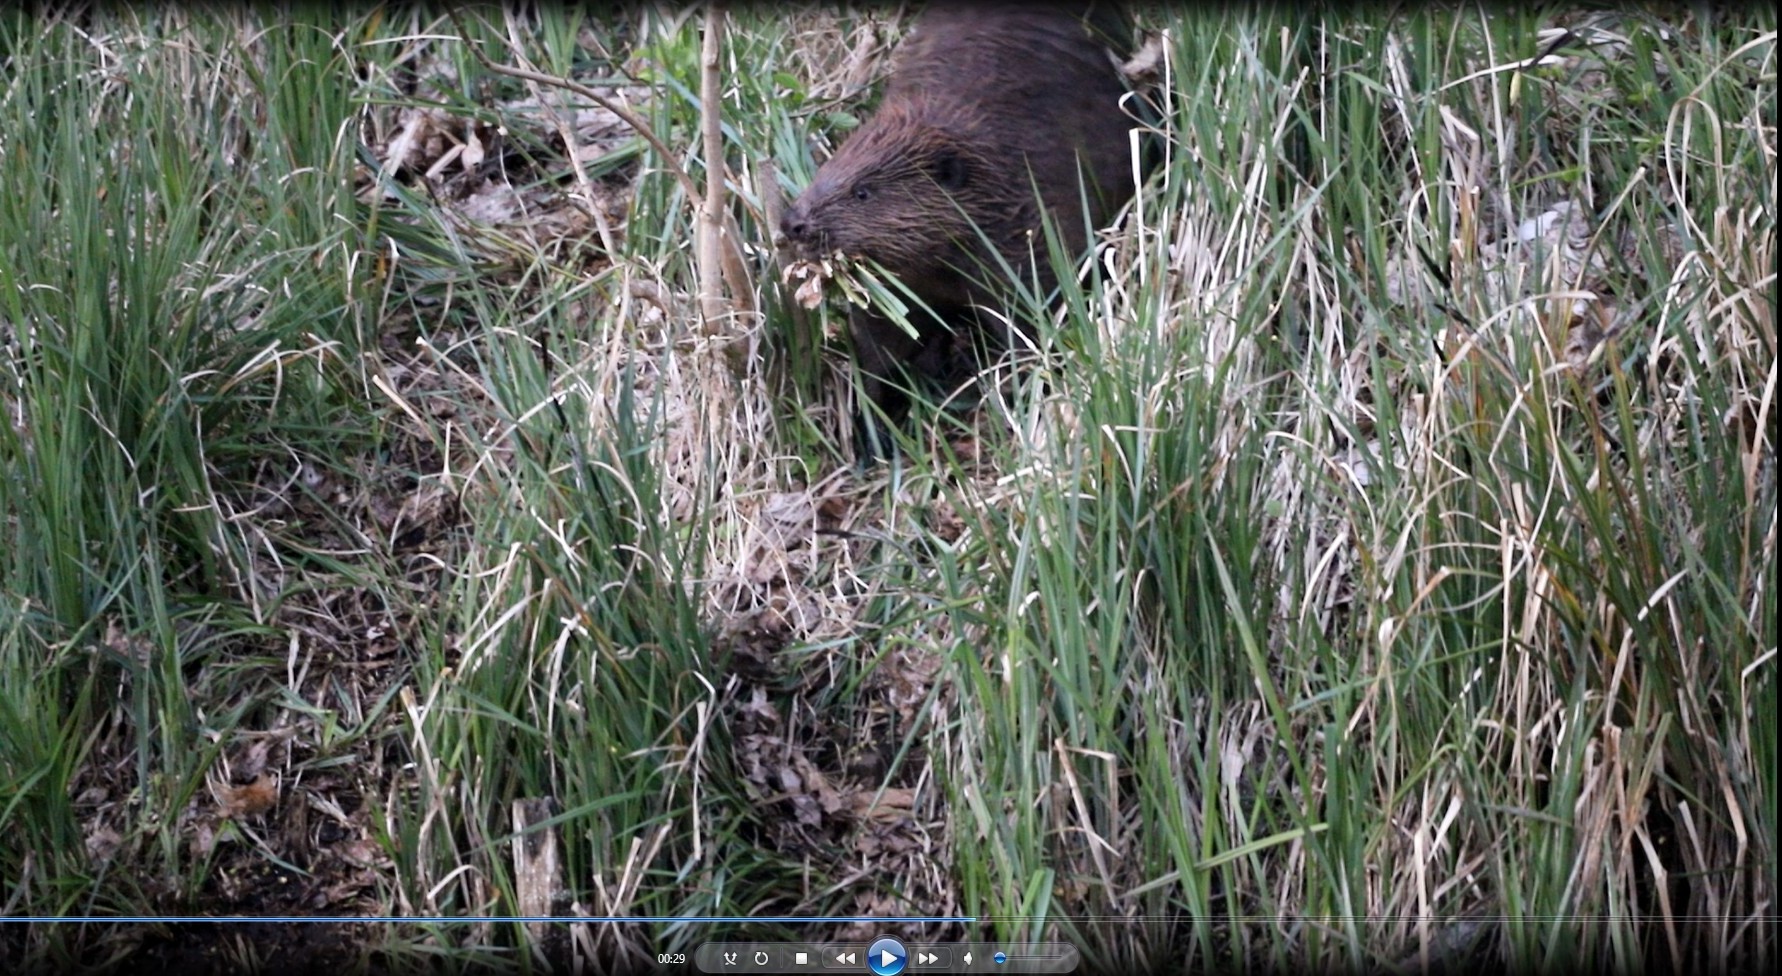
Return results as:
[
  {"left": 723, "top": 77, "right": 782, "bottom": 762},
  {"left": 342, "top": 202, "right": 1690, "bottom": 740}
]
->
[{"left": 780, "top": 1, "right": 1143, "bottom": 437}]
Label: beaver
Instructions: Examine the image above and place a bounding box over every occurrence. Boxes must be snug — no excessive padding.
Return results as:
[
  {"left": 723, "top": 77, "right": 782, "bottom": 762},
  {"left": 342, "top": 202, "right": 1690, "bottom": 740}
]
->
[{"left": 779, "top": 1, "right": 1145, "bottom": 445}]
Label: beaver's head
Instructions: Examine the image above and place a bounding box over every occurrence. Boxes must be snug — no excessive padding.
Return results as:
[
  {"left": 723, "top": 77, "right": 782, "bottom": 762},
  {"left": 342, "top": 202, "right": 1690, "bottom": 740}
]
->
[{"left": 780, "top": 98, "right": 1024, "bottom": 284}]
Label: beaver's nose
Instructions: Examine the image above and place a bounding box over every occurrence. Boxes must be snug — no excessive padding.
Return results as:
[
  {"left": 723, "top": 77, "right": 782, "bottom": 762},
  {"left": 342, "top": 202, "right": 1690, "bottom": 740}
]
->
[
  {"left": 779, "top": 208, "right": 828, "bottom": 256},
  {"left": 781, "top": 208, "right": 812, "bottom": 242}
]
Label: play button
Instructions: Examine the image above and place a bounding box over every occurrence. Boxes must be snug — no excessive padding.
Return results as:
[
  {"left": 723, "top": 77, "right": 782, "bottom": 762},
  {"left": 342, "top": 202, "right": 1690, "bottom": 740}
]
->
[{"left": 866, "top": 937, "right": 906, "bottom": 976}]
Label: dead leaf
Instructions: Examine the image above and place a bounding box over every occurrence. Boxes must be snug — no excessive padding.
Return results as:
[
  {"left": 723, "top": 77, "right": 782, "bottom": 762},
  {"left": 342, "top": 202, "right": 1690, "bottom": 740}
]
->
[
  {"left": 85, "top": 826, "right": 123, "bottom": 864},
  {"left": 235, "top": 737, "right": 274, "bottom": 781},
  {"left": 783, "top": 259, "right": 833, "bottom": 309},
  {"left": 851, "top": 786, "right": 916, "bottom": 822},
  {"left": 218, "top": 774, "right": 279, "bottom": 819},
  {"left": 1121, "top": 34, "right": 1165, "bottom": 85}
]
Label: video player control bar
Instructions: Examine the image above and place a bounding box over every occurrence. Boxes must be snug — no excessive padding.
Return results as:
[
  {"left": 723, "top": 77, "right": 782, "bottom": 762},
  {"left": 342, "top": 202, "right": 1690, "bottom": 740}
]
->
[{"left": 694, "top": 940, "right": 1077, "bottom": 973}]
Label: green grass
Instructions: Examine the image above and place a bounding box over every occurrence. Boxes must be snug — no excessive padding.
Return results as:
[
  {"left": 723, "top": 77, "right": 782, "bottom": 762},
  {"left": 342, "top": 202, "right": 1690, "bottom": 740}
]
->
[
  {"left": 1, "top": 4, "right": 1774, "bottom": 975},
  {"left": 2, "top": 0, "right": 373, "bottom": 906}
]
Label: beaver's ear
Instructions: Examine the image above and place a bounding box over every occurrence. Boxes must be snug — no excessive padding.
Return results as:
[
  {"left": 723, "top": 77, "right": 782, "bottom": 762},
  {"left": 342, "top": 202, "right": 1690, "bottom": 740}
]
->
[{"left": 931, "top": 150, "right": 967, "bottom": 190}]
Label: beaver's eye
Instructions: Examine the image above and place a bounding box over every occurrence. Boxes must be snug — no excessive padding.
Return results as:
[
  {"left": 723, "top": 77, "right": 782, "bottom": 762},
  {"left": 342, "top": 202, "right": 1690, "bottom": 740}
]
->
[
  {"left": 932, "top": 151, "right": 967, "bottom": 190},
  {"left": 853, "top": 184, "right": 872, "bottom": 201}
]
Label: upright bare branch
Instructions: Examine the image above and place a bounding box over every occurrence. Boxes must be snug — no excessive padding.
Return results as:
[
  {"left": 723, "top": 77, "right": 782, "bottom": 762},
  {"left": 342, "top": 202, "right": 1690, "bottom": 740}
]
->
[{"left": 697, "top": 2, "right": 731, "bottom": 335}]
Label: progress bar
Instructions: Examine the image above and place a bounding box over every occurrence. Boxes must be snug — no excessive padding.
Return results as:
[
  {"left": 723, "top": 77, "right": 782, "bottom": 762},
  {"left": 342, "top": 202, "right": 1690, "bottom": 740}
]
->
[{"left": 5, "top": 916, "right": 976, "bottom": 924}]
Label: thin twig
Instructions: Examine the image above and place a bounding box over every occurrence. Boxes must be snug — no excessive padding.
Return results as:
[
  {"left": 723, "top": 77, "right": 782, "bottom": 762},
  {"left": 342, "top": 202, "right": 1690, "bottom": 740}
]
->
[
  {"left": 497, "top": 8, "right": 618, "bottom": 257},
  {"left": 447, "top": 7, "right": 703, "bottom": 209},
  {"left": 450, "top": 6, "right": 757, "bottom": 331},
  {"left": 760, "top": 156, "right": 806, "bottom": 334}
]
